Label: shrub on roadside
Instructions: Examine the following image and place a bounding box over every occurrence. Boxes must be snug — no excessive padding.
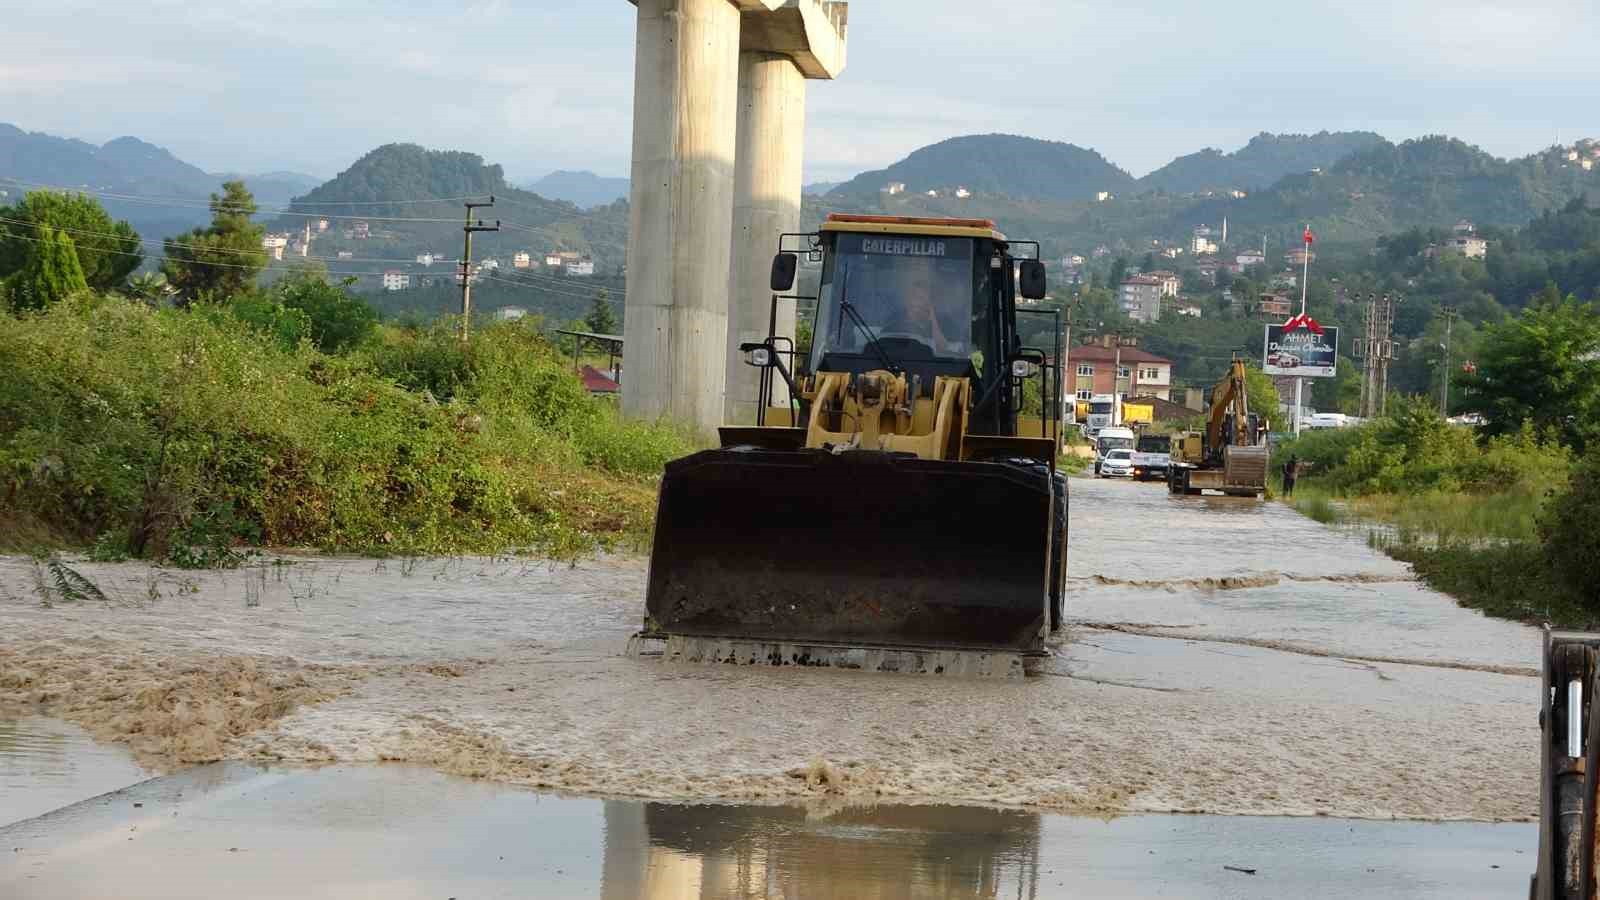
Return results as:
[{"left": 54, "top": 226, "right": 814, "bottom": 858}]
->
[
  {"left": 1540, "top": 448, "right": 1600, "bottom": 608},
  {"left": 0, "top": 297, "right": 690, "bottom": 560}
]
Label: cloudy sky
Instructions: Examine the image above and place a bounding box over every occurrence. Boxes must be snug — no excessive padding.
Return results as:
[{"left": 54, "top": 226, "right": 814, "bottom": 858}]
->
[{"left": 4, "top": 0, "right": 1596, "bottom": 184}]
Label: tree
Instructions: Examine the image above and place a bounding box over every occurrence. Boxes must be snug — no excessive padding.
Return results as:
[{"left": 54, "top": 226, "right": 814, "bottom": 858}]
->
[
  {"left": 0, "top": 190, "right": 142, "bottom": 291},
  {"left": 4, "top": 226, "right": 88, "bottom": 311},
  {"left": 274, "top": 272, "right": 378, "bottom": 354},
  {"left": 1541, "top": 447, "right": 1600, "bottom": 609},
  {"left": 1457, "top": 289, "right": 1600, "bottom": 450},
  {"left": 584, "top": 289, "right": 618, "bottom": 335},
  {"left": 1243, "top": 364, "right": 1282, "bottom": 431},
  {"left": 161, "top": 181, "right": 267, "bottom": 302}
]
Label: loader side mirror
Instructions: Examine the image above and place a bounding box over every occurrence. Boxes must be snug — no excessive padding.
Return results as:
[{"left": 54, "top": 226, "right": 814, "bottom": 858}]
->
[
  {"left": 1018, "top": 259, "right": 1046, "bottom": 300},
  {"left": 770, "top": 252, "right": 798, "bottom": 292}
]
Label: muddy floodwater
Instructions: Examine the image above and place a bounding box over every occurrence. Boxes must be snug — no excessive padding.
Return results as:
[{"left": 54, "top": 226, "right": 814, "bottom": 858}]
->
[
  {"left": 0, "top": 477, "right": 1541, "bottom": 826},
  {"left": 0, "top": 750, "right": 1533, "bottom": 899}
]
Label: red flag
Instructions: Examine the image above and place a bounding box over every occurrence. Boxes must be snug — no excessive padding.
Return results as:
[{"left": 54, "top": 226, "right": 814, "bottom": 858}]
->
[{"left": 1303, "top": 226, "right": 1315, "bottom": 245}]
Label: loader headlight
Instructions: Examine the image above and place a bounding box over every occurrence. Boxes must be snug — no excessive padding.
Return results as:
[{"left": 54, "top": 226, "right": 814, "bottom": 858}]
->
[
  {"left": 744, "top": 347, "right": 772, "bottom": 367},
  {"left": 1011, "top": 359, "right": 1037, "bottom": 378}
]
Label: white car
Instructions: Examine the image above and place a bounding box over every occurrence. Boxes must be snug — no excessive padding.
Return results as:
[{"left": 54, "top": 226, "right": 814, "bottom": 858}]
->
[{"left": 1099, "top": 448, "right": 1135, "bottom": 478}]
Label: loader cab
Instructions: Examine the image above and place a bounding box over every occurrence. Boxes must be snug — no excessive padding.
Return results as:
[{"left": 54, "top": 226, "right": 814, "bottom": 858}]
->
[{"left": 804, "top": 215, "right": 1036, "bottom": 435}]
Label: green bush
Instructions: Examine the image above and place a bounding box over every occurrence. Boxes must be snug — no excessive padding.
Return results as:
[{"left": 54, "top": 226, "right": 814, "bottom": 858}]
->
[
  {"left": 0, "top": 297, "right": 689, "bottom": 560},
  {"left": 1540, "top": 448, "right": 1600, "bottom": 607},
  {"left": 1276, "top": 397, "right": 1569, "bottom": 498}
]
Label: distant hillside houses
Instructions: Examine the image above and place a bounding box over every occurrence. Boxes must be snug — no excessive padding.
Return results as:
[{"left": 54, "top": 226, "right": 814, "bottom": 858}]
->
[
  {"left": 1120, "top": 275, "right": 1164, "bottom": 323},
  {"left": 382, "top": 270, "right": 410, "bottom": 291}
]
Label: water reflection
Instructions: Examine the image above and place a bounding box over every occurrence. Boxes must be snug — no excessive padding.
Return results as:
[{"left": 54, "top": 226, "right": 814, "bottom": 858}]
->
[{"left": 603, "top": 802, "right": 1041, "bottom": 899}]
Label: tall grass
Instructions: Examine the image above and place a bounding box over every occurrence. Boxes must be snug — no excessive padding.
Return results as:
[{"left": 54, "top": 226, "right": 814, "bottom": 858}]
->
[{"left": 0, "top": 298, "right": 694, "bottom": 560}]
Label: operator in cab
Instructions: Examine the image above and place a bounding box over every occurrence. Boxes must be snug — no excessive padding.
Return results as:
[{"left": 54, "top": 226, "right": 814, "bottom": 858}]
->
[{"left": 881, "top": 269, "right": 963, "bottom": 355}]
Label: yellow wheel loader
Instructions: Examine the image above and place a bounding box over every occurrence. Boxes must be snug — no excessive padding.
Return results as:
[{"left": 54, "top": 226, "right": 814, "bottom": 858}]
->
[
  {"left": 1167, "top": 357, "right": 1269, "bottom": 498},
  {"left": 629, "top": 214, "right": 1068, "bottom": 677}
]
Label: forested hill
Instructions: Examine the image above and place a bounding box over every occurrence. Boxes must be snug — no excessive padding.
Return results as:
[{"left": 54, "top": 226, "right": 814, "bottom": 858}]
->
[
  {"left": 278, "top": 143, "right": 630, "bottom": 275},
  {"left": 827, "top": 134, "right": 1137, "bottom": 202},
  {"left": 1174, "top": 136, "right": 1599, "bottom": 244},
  {"left": 0, "top": 123, "right": 322, "bottom": 238},
  {"left": 519, "top": 170, "right": 630, "bottom": 208},
  {"left": 1138, "top": 131, "right": 1387, "bottom": 194}
]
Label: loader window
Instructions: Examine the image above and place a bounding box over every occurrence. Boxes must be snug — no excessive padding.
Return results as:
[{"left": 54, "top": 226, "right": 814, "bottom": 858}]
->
[{"left": 814, "top": 234, "right": 977, "bottom": 363}]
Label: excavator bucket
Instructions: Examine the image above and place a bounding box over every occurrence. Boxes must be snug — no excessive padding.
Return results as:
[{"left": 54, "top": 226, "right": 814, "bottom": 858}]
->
[{"left": 632, "top": 448, "right": 1054, "bottom": 676}]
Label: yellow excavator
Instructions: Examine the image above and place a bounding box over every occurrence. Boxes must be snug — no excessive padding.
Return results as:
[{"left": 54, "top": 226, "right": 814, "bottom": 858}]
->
[
  {"left": 1167, "top": 357, "right": 1269, "bottom": 498},
  {"left": 629, "top": 214, "right": 1068, "bottom": 677}
]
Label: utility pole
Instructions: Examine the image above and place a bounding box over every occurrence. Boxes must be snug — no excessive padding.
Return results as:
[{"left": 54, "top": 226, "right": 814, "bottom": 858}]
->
[
  {"left": 1438, "top": 305, "right": 1457, "bottom": 416},
  {"left": 458, "top": 197, "right": 499, "bottom": 340},
  {"left": 1353, "top": 291, "right": 1400, "bottom": 418},
  {"left": 1292, "top": 225, "right": 1313, "bottom": 435},
  {"left": 1061, "top": 293, "right": 1077, "bottom": 443}
]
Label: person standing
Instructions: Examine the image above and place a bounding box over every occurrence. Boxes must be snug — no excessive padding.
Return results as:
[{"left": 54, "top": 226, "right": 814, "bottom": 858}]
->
[{"left": 1282, "top": 455, "right": 1298, "bottom": 497}]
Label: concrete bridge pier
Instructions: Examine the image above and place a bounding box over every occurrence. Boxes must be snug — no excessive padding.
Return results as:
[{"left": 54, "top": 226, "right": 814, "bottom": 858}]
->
[{"left": 621, "top": 0, "right": 847, "bottom": 433}]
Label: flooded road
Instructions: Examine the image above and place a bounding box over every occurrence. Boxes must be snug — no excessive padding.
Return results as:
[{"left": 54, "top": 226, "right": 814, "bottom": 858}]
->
[
  {"left": 0, "top": 755, "right": 1533, "bottom": 899},
  {"left": 0, "top": 476, "right": 1541, "bottom": 821},
  {"left": 0, "top": 717, "right": 150, "bottom": 826}
]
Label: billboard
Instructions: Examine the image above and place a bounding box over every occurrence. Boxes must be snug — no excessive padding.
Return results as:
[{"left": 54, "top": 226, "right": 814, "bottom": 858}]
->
[{"left": 1263, "top": 324, "right": 1339, "bottom": 377}]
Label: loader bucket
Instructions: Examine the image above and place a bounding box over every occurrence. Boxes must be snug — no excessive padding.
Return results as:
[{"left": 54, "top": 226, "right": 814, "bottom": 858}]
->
[{"left": 639, "top": 448, "right": 1053, "bottom": 663}]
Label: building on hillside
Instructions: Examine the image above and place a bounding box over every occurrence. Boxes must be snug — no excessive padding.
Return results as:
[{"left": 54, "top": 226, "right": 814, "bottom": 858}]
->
[
  {"left": 416, "top": 253, "right": 436, "bottom": 266},
  {"left": 1145, "top": 270, "right": 1180, "bottom": 297},
  {"left": 1095, "top": 191, "right": 1114, "bottom": 202},
  {"left": 1442, "top": 235, "right": 1488, "bottom": 259},
  {"left": 261, "top": 233, "right": 288, "bottom": 261},
  {"left": 479, "top": 258, "right": 500, "bottom": 271},
  {"left": 1190, "top": 234, "right": 1218, "bottom": 255},
  {"left": 1175, "top": 303, "right": 1203, "bottom": 318},
  {"left": 1271, "top": 271, "right": 1298, "bottom": 289},
  {"left": 1196, "top": 261, "right": 1220, "bottom": 285},
  {"left": 1063, "top": 254, "right": 1086, "bottom": 267},
  {"left": 352, "top": 221, "right": 370, "bottom": 240},
  {"left": 1285, "top": 247, "right": 1315, "bottom": 266},
  {"left": 1229, "top": 189, "right": 1247, "bottom": 199},
  {"left": 544, "top": 252, "right": 564, "bottom": 268},
  {"left": 1257, "top": 292, "right": 1292, "bottom": 320},
  {"left": 316, "top": 219, "right": 329, "bottom": 233},
  {"left": 1119, "top": 275, "right": 1164, "bottom": 323},
  {"left": 493, "top": 307, "right": 528, "bottom": 321},
  {"left": 1236, "top": 249, "right": 1266, "bottom": 269},
  {"left": 565, "top": 256, "right": 596, "bottom": 276},
  {"left": 513, "top": 251, "right": 532, "bottom": 269},
  {"left": 1065, "top": 336, "right": 1174, "bottom": 401},
  {"left": 882, "top": 182, "right": 906, "bottom": 195},
  {"left": 1091, "top": 245, "right": 1111, "bottom": 258},
  {"left": 954, "top": 186, "right": 971, "bottom": 199},
  {"left": 1454, "top": 219, "right": 1476, "bottom": 235},
  {"left": 336, "top": 250, "right": 353, "bottom": 260},
  {"left": 1159, "top": 246, "right": 1182, "bottom": 258},
  {"left": 382, "top": 270, "right": 410, "bottom": 291}
]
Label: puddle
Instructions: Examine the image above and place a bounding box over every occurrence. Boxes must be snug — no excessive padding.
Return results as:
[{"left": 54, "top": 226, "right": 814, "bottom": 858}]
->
[
  {"left": 0, "top": 759, "right": 1534, "bottom": 899},
  {"left": 0, "top": 717, "right": 151, "bottom": 827}
]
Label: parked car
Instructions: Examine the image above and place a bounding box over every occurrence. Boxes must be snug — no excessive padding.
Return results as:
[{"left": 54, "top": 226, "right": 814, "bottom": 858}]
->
[{"left": 1099, "top": 448, "right": 1135, "bottom": 478}]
